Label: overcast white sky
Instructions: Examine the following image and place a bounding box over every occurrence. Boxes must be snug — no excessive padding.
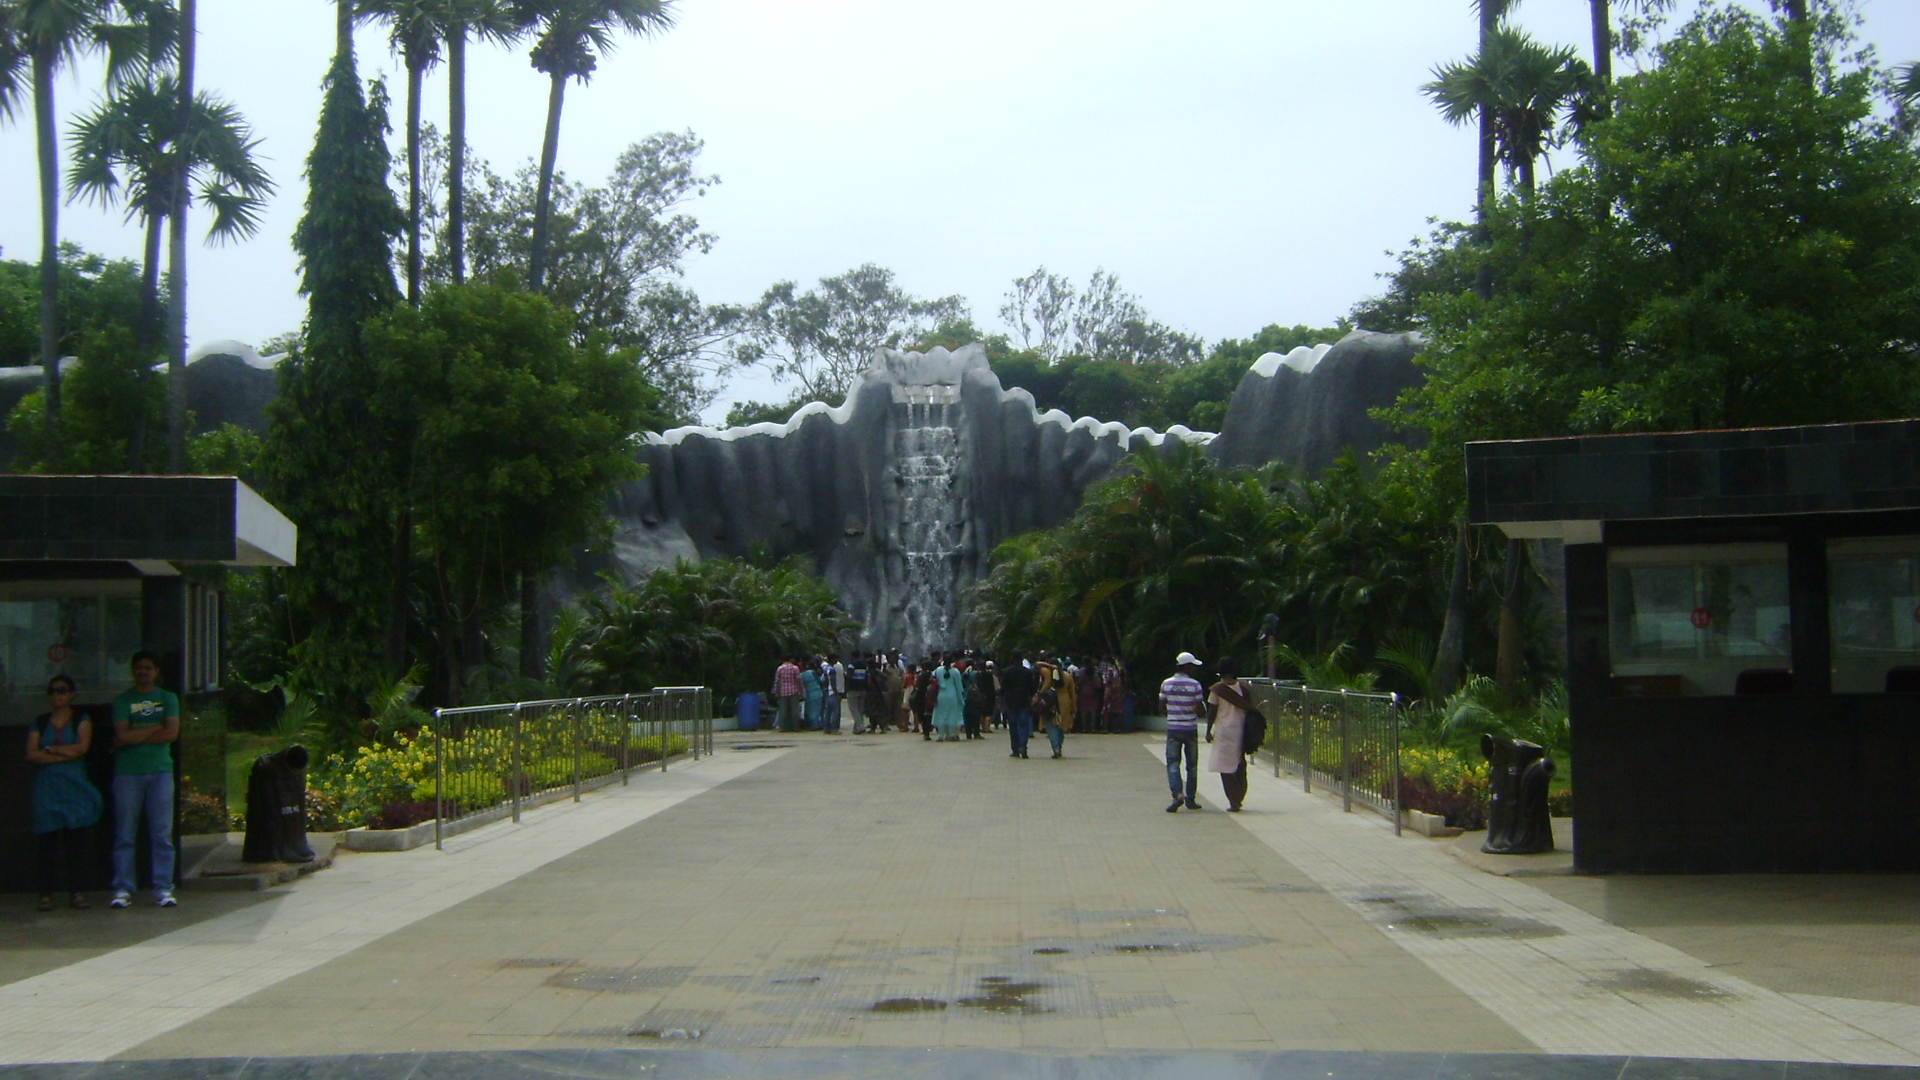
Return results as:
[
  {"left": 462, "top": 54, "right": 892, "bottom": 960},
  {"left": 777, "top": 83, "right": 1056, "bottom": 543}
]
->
[{"left": 2, "top": 0, "right": 1916, "bottom": 424}]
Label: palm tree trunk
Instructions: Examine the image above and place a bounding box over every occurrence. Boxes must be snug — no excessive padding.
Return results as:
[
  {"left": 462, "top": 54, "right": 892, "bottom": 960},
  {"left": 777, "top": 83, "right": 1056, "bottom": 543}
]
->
[
  {"left": 1474, "top": 3, "right": 1499, "bottom": 302},
  {"left": 166, "top": 0, "right": 198, "bottom": 475},
  {"left": 404, "top": 52, "right": 423, "bottom": 305},
  {"left": 1780, "top": 0, "right": 1812, "bottom": 85},
  {"left": 448, "top": 24, "right": 467, "bottom": 284},
  {"left": 1433, "top": 521, "right": 1471, "bottom": 699},
  {"left": 1495, "top": 537, "right": 1526, "bottom": 696},
  {"left": 337, "top": 0, "right": 354, "bottom": 57},
  {"left": 387, "top": 501, "right": 412, "bottom": 676},
  {"left": 33, "top": 50, "right": 61, "bottom": 435},
  {"left": 520, "top": 571, "right": 544, "bottom": 680},
  {"left": 528, "top": 71, "right": 567, "bottom": 294},
  {"left": 1589, "top": 0, "right": 1612, "bottom": 85},
  {"left": 129, "top": 211, "right": 165, "bottom": 472}
]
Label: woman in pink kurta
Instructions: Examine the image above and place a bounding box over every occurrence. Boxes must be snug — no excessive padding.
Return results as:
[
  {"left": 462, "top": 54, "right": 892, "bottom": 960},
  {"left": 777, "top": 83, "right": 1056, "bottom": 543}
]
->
[{"left": 1205, "top": 657, "right": 1255, "bottom": 811}]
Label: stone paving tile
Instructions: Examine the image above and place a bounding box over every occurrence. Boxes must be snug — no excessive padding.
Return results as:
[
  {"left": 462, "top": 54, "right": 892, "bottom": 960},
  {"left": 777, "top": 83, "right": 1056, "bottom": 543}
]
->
[{"left": 120, "top": 733, "right": 1530, "bottom": 1059}]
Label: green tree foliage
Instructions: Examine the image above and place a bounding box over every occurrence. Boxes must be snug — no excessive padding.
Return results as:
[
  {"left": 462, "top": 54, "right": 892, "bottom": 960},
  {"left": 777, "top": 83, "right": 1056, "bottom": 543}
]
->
[
  {"left": 999, "top": 267, "right": 1204, "bottom": 364},
  {"left": 1396, "top": 5, "right": 1920, "bottom": 470},
  {"left": 560, "top": 556, "right": 857, "bottom": 701},
  {"left": 441, "top": 129, "right": 723, "bottom": 422},
  {"left": 261, "top": 42, "right": 406, "bottom": 708},
  {"left": 362, "top": 281, "right": 657, "bottom": 703},
  {"left": 964, "top": 442, "right": 1460, "bottom": 688}
]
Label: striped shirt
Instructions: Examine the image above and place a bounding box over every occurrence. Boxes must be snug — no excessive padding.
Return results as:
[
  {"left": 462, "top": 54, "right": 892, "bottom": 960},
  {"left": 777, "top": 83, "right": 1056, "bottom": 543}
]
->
[{"left": 1160, "top": 674, "right": 1205, "bottom": 732}]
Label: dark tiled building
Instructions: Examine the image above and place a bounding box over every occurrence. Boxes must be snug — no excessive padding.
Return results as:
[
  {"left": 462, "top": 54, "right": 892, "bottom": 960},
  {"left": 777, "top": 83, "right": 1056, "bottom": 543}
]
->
[
  {"left": 1, "top": 475, "right": 297, "bottom": 891},
  {"left": 1468, "top": 420, "right": 1920, "bottom": 872}
]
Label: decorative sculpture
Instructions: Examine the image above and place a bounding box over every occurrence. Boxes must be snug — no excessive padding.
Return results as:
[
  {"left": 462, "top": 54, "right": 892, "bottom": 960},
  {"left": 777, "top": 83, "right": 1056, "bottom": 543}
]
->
[
  {"left": 243, "top": 744, "right": 316, "bottom": 864},
  {"left": 1480, "top": 733, "right": 1555, "bottom": 854}
]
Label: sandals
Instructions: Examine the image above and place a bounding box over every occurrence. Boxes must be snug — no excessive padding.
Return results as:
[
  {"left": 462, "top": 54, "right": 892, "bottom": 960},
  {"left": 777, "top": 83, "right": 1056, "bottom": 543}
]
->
[
  {"left": 36, "top": 894, "right": 53, "bottom": 912},
  {"left": 70, "top": 893, "right": 91, "bottom": 909}
]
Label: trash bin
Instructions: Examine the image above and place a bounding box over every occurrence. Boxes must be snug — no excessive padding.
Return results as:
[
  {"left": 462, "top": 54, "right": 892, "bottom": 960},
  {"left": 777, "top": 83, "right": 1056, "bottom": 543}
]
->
[
  {"left": 736, "top": 692, "right": 761, "bottom": 731},
  {"left": 243, "top": 745, "right": 316, "bottom": 864},
  {"left": 1480, "top": 734, "right": 1555, "bottom": 855}
]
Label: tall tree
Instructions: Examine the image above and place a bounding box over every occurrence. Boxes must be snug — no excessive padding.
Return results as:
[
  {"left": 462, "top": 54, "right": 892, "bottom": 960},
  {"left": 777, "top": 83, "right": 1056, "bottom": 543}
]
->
[
  {"left": 1427, "top": 26, "right": 1588, "bottom": 202},
  {"left": 522, "top": 0, "right": 675, "bottom": 295},
  {"left": 162, "top": 0, "right": 192, "bottom": 471},
  {"left": 444, "top": 0, "right": 519, "bottom": 284},
  {"left": 356, "top": 0, "right": 450, "bottom": 305},
  {"left": 263, "top": 25, "right": 406, "bottom": 706},
  {"left": 0, "top": 0, "right": 141, "bottom": 436},
  {"left": 67, "top": 75, "right": 272, "bottom": 470}
]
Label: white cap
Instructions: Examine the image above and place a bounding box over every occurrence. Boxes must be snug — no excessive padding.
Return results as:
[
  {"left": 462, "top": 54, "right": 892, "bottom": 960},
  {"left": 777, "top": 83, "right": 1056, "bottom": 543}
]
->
[{"left": 1175, "top": 651, "right": 1201, "bottom": 667}]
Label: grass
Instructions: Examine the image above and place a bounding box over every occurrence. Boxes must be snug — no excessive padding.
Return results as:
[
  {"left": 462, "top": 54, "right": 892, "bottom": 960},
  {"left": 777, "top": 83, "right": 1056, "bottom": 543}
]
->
[{"left": 224, "top": 731, "right": 295, "bottom": 814}]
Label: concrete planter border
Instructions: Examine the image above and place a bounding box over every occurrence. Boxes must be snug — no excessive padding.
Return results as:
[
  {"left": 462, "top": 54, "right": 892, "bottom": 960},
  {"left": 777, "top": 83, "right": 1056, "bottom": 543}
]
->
[{"left": 343, "top": 759, "right": 671, "bottom": 853}]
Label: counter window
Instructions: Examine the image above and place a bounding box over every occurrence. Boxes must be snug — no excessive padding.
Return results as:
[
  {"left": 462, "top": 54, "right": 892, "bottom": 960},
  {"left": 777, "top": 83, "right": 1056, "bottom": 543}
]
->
[
  {"left": 1608, "top": 544, "right": 1790, "bottom": 696},
  {"left": 1829, "top": 537, "right": 1920, "bottom": 693}
]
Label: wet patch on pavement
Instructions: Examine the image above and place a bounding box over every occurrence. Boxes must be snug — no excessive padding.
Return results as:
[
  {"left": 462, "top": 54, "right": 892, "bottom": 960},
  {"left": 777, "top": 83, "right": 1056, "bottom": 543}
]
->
[
  {"left": 1353, "top": 891, "right": 1565, "bottom": 941},
  {"left": 1589, "top": 969, "right": 1734, "bottom": 1000}
]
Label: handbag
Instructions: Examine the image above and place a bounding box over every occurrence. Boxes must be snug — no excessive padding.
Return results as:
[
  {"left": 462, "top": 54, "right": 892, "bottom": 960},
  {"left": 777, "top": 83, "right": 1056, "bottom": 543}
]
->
[{"left": 1241, "top": 708, "right": 1268, "bottom": 754}]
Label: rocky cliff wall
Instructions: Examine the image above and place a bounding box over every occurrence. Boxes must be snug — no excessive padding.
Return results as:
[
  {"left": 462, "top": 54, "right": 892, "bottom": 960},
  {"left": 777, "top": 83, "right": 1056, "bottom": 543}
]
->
[{"left": 1208, "top": 329, "right": 1426, "bottom": 474}]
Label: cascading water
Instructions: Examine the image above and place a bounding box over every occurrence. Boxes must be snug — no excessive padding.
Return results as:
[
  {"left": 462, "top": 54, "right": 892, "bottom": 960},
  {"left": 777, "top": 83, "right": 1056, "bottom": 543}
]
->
[{"left": 888, "top": 390, "right": 964, "bottom": 660}]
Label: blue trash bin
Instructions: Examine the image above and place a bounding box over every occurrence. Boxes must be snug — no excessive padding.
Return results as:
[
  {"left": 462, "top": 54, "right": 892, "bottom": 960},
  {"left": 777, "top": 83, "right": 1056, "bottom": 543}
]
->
[{"left": 736, "top": 692, "right": 761, "bottom": 731}]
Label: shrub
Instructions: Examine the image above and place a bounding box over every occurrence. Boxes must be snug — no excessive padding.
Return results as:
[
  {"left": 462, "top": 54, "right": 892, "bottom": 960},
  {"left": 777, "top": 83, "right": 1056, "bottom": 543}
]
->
[
  {"left": 1547, "top": 788, "right": 1573, "bottom": 818},
  {"left": 413, "top": 771, "right": 506, "bottom": 809},
  {"left": 1398, "top": 743, "right": 1489, "bottom": 829},
  {"left": 370, "top": 800, "right": 445, "bottom": 830},
  {"left": 180, "top": 791, "right": 232, "bottom": 835},
  {"left": 303, "top": 788, "right": 351, "bottom": 832}
]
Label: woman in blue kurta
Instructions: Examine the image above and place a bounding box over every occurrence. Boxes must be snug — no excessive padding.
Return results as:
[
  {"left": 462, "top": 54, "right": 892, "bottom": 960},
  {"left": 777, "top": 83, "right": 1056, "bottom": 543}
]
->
[
  {"left": 800, "top": 663, "right": 824, "bottom": 731},
  {"left": 26, "top": 674, "right": 103, "bottom": 911},
  {"left": 933, "top": 657, "right": 966, "bottom": 742}
]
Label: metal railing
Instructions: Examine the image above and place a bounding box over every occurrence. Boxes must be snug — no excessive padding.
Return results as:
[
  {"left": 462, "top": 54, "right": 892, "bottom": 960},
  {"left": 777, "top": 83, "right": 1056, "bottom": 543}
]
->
[
  {"left": 1245, "top": 679, "right": 1403, "bottom": 835},
  {"left": 429, "top": 686, "right": 713, "bottom": 849}
]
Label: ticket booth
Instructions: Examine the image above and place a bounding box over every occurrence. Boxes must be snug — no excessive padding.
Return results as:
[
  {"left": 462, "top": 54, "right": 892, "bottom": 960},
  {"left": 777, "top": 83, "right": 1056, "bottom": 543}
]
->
[
  {"left": 1468, "top": 419, "right": 1920, "bottom": 872},
  {"left": 0, "top": 475, "right": 297, "bottom": 891}
]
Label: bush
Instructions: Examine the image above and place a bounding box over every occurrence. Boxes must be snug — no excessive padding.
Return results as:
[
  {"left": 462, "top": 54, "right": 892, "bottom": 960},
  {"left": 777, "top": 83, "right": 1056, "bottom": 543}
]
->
[
  {"left": 303, "top": 787, "right": 351, "bottom": 832},
  {"left": 179, "top": 791, "right": 232, "bottom": 835},
  {"left": 1547, "top": 787, "right": 1573, "bottom": 818},
  {"left": 1398, "top": 744, "right": 1489, "bottom": 829},
  {"left": 370, "top": 800, "right": 445, "bottom": 830},
  {"left": 413, "top": 771, "right": 506, "bottom": 809}
]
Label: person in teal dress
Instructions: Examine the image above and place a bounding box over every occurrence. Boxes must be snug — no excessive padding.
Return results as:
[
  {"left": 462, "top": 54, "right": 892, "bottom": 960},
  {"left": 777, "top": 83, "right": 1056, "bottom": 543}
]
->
[
  {"left": 27, "top": 674, "right": 103, "bottom": 911},
  {"left": 800, "top": 662, "right": 824, "bottom": 731},
  {"left": 933, "top": 655, "right": 965, "bottom": 742}
]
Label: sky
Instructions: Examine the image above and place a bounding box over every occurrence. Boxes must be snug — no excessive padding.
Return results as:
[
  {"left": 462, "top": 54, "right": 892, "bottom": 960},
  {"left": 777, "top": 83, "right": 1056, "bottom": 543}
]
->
[{"left": 2, "top": 0, "right": 1917, "bottom": 426}]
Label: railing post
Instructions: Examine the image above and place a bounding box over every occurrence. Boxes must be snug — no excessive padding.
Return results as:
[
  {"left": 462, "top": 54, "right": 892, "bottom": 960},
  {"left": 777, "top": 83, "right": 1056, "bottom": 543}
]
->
[
  {"left": 1391, "top": 692, "right": 1403, "bottom": 836},
  {"left": 511, "top": 704, "right": 523, "bottom": 824},
  {"left": 1301, "top": 686, "right": 1312, "bottom": 794},
  {"left": 1340, "top": 689, "right": 1352, "bottom": 814},
  {"left": 433, "top": 708, "right": 445, "bottom": 851},
  {"left": 572, "top": 699, "right": 584, "bottom": 803},
  {"left": 622, "top": 694, "right": 632, "bottom": 785}
]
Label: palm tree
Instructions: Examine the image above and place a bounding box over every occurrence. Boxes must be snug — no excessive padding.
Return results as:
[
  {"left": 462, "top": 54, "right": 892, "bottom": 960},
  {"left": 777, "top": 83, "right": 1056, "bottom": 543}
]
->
[
  {"left": 67, "top": 75, "right": 272, "bottom": 470},
  {"left": 162, "top": 0, "right": 194, "bottom": 472},
  {"left": 444, "top": 0, "right": 519, "bottom": 284},
  {"left": 356, "top": 0, "right": 450, "bottom": 304},
  {"left": 1424, "top": 26, "right": 1587, "bottom": 201},
  {"left": 521, "top": 0, "right": 674, "bottom": 294},
  {"left": 0, "top": 0, "right": 145, "bottom": 435}
]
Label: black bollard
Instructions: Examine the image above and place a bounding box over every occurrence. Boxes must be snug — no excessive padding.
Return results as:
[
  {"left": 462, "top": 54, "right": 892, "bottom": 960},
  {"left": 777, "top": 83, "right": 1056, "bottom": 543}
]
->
[
  {"left": 1480, "top": 734, "right": 1556, "bottom": 855},
  {"left": 242, "top": 744, "right": 316, "bottom": 864}
]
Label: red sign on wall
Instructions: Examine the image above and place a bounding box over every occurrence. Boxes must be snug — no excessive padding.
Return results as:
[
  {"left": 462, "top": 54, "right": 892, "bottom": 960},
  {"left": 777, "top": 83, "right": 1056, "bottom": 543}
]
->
[
  {"left": 1690, "top": 608, "right": 1713, "bottom": 630},
  {"left": 45, "top": 642, "right": 69, "bottom": 664}
]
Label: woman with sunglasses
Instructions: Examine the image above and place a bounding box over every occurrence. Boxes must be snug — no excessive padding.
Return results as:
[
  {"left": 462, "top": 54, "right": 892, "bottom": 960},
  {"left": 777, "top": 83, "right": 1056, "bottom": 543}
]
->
[{"left": 25, "top": 675, "right": 103, "bottom": 911}]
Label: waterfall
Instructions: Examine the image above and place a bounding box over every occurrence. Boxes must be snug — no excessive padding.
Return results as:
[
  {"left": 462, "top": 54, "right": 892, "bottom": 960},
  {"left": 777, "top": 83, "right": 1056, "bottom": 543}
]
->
[{"left": 890, "top": 394, "right": 963, "bottom": 660}]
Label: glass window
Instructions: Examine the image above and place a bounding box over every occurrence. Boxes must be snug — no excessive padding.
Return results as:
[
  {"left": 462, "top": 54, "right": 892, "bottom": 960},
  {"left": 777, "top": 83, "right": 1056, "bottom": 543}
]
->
[
  {"left": 0, "top": 580, "right": 143, "bottom": 725},
  {"left": 1829, "top": 537, "right": 1920, "bottom": 693},
  {"left": 1609, "top": 544, "right": 1791, "bottom": 695}
]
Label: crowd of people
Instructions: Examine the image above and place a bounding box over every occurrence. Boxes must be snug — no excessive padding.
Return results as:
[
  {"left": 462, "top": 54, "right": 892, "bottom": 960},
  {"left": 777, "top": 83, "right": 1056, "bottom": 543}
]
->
[{"left": 765, "top": 648, "right": 1259, "bottom": 812}]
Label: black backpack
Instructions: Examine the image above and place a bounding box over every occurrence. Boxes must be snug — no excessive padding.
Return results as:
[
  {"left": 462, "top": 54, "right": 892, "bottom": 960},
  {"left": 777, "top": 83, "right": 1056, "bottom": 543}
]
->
[{"left": 1241, "top": 708, "right": 1267, "bottom": 754}]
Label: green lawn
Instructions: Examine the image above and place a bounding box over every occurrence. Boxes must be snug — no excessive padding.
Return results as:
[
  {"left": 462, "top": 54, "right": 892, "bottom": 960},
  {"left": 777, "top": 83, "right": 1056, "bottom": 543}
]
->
[{"left": 224, "top": 732, "right": 295, "bottom": 814}]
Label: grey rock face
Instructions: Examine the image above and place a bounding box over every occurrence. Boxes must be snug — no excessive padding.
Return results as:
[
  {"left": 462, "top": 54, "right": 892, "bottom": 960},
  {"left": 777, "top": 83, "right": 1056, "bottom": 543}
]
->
[
  {"left": 1207, "top": 330, "right": 1426, "bottom": 474},
  {"left": 570, "top": 345, "right": 1209, "bottom": 659}
]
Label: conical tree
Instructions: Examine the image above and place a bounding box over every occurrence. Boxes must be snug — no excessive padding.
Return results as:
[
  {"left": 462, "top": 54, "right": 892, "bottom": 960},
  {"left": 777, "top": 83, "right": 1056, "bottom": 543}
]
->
[{"left": 263, "top": 27, "right": 406, "bottom": 706}]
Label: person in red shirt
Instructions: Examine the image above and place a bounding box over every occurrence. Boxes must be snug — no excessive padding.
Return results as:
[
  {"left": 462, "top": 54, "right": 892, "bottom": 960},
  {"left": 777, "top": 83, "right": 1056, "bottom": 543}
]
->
[{"left": 773, "top": 657, "right": 803, "bottom": 732}]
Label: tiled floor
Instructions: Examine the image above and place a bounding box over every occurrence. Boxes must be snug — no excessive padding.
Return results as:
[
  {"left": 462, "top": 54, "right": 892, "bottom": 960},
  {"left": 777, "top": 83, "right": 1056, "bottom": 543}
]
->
[{"left": 5, "top": 729, "right": 1920, "bottom": 1077}]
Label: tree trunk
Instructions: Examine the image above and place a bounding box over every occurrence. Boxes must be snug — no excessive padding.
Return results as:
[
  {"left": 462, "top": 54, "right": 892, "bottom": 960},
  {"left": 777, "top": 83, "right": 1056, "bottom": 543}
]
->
[
  {"left": 448, "top": 25, "right": 467, "bottom": 284},
  {"left": 1780, "top": 0, "right": 1812, "bottom": 85},
  {"left": 387, "top": 503, "right": 412, "bottom": 676},
  {"left": 129, "top": 211, "right": 165, "bottom": 472},
  {"left": 520, "top": 571, "right": 544, "bottom": 681},
  {"left": 166, "top": 0, "right": 198, "bottom": 475},
  {"left": 528, "top": 72, "right": 567, "bottom": 294},
  {"left": 337, "top": 0, "right": 353, "bottom": 57},
  {"left": 404, "top": 52, "right": 423, "bottom": 305},
  {"left": 1474, "top": 2, "right": 1499, "bottom": 302},
  {"left": 1589, "top": 0, "right": 1612, "bottom": 87},
  {"left": 34, "top": 51, "right": 61, "bottom": 435},
  {"left": 1495, "top": 537, "right": 1527, "bottom": 696},
  {"left": 1433, "top": 521, "right": 1472, "bottom": 700}
]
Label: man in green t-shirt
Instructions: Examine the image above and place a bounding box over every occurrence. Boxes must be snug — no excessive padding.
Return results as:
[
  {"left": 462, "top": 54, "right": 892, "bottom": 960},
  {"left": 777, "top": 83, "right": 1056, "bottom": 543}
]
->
[{"left": 110, "top": 651, "right": 180, "bottom": 908}]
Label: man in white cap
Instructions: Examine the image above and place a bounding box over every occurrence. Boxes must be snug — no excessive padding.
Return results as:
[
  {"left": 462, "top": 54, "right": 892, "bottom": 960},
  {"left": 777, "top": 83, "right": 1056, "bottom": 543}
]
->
[{"left": 1160, "top": 652, "right": 1206, "bottom": 812}]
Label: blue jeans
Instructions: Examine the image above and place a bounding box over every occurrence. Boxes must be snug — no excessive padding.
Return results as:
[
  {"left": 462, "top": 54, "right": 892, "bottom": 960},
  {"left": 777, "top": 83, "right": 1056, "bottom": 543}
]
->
[
  {"left": 1007, "top": 708, "right": 1033, "bottom": 755},
  {"left": 1046, "top": 721, "right": 1065, "bottom": 754},
  {"left": 112, "top": 771, "right": 175, "bottom": 894},
  {"left": 1165, "top": 730, "right": 1199, "bottom": 801}
]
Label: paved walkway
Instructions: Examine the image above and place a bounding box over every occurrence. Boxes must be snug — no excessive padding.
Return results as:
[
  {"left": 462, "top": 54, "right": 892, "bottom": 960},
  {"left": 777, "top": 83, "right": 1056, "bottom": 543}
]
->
[{"left": 2, "top": 730, "right": 1919, "bottom": 1075}]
